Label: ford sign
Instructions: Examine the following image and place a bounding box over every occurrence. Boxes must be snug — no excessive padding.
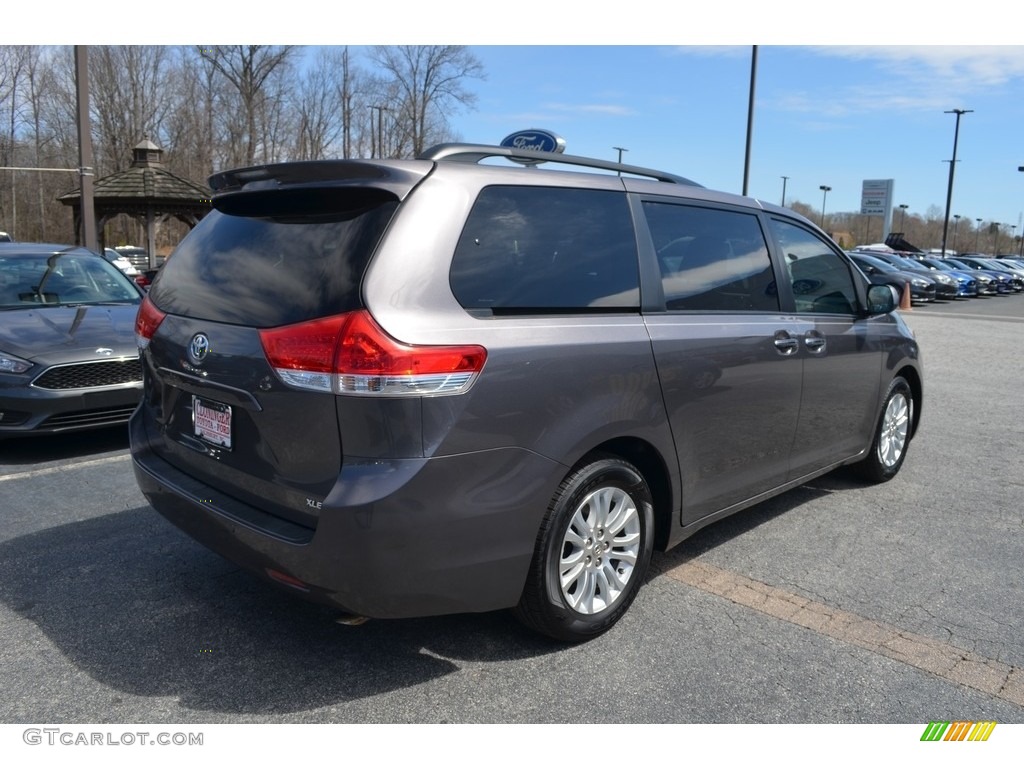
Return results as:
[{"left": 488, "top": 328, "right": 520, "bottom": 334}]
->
[{"left": 500, "top": 129, "right": 566, "bottom": 165}]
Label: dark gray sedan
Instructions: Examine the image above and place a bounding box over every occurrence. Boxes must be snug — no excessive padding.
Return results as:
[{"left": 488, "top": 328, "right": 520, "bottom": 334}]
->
[{"left": 0, "top": 243, "right": 144, "bottom": 437}]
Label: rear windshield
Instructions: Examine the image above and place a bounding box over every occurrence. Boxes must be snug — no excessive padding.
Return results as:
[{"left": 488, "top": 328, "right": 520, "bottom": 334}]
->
[{"left": 149, "top": 190, "right": 399, "bottom": 327}]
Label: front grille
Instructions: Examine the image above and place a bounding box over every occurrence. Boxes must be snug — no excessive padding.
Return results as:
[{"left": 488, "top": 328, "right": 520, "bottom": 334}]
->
[
  {"left": 32, "top": 358, "right": 143, "bottom": 390},
  {"left": 39, "top": 405, "right": 138, "bottom": 429}
]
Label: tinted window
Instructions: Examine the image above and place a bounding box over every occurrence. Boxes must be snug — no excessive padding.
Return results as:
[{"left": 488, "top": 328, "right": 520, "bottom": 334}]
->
[
  {"left": 642, "top": 202, "right": 778, "bottom": 311},
  {"left": 149, "top": 191, "right": 399, "bottom": 327},
  {"left": 769, "top": 219, "right": 860, "bottom": 314},
  {"left": 450, "top": 186, "right": 638, "bottom": 312}
]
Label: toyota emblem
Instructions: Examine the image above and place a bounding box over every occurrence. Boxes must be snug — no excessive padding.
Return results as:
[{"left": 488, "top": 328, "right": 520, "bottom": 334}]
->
[{"left": 188, "top": 333, "right": 211, "bottom": 364}]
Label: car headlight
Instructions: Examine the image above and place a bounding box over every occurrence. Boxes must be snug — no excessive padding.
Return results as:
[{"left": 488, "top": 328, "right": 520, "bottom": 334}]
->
[
  {"left": 0, "top": 351, "right": 32, "bottom": 374},
  {"left": 911, "top": 278, "right": 929, "bottom": 287}
]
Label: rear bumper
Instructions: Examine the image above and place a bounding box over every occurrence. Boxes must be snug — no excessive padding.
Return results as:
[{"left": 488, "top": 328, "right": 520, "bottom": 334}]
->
[{"left": 130, "top": 412, "right": 562, "bottom": 619}]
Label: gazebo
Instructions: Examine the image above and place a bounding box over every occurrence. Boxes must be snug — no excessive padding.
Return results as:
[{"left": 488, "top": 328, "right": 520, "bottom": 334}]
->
[{"left": 59, "top": 139, "right": 212, "bottom": 269}]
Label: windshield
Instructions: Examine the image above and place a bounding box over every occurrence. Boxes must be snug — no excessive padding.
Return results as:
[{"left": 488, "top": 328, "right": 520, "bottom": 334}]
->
[
  {"left": 0, "top": 252, "right": 141, "bottom": 309},
  {"left": 853, "top": 254, "right": 898, "bottom": 272}
]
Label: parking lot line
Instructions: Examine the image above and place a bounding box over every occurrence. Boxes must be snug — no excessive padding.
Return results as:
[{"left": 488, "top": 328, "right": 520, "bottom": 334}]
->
[
  {"left": 0, "top": 454, "right": 129, "bottom": 483},
  {"left": 663, "top": 559, "right": 1024, "bottom": 707}
]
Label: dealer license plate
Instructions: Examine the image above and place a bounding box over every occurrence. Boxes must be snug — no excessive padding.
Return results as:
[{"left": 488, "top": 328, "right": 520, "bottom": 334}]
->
[{"left": 193, "top": 395, "right": 232, "bottom": 450}]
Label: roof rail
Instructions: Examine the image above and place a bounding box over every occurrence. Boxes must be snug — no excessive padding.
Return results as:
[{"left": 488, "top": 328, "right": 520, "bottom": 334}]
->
[{"left": 418, "top": 143, "right": 702, "bottom": 187}]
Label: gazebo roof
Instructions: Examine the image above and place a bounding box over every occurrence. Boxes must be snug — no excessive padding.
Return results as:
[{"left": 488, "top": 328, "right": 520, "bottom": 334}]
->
[
  {"left": 58, "top": 139, "right": 211, "bottom": 261},
  {"left": 59, "top": 139, "right": 211, "bottom": 210}
]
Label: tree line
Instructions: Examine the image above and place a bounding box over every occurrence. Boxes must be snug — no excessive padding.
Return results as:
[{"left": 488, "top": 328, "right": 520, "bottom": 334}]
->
[
  {"left": 0, "top": 45, "right": 485, "bottom": 248},
  {"left": 786, "top": 199, "right": 1020, "bottom": 255}
]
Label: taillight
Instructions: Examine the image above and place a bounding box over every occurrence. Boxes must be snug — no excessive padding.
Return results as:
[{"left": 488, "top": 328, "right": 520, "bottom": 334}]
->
[
  {"left": 259, "top": 310, "right": 486, "bottom": 396},
  {"left": 135, "top": 295, "right": 166, "bottom": 350}
]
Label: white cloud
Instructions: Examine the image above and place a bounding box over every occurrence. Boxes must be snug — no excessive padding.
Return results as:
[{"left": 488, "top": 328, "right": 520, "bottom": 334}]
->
[
  {"left": 814, "top": 45, "right": 1024, "bottom": 87},
  {"left": 766, "top": 46, "right": 1024, "bottom": 121}
]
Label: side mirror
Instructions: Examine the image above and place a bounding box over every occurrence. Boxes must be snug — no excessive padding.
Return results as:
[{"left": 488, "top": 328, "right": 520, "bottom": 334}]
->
[{"left": 866, "top": 284, "right": 898, "bottom": 315}]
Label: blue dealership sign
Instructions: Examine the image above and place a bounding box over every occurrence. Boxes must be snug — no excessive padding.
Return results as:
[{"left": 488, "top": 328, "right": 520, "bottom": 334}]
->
[{"left": 500, "top": 129, "right": 566, "bottom": 156}]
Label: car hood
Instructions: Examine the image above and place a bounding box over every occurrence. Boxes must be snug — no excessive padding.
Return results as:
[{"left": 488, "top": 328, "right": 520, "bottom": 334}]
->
[
  {"left": 891, "top": 270, "right": 932, "bottom": 283},
  {"left": 0, "top": 304, "right": 140, "bottom": 364}
]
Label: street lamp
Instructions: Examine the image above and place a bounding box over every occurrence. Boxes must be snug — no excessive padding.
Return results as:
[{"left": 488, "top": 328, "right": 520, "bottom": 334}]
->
[
  {"left": 1019, "top": 167, "right": 1024, "bottom": 257},
  {"left": 613, "top": 146, "right": 628, "bottom": 176},
  {"left": 952, "top": 214, "right": 961, "bottom": 252},
  {"left": 819, "top": 185, "right": 831, "bottom": 228},
  {"left": 780, "top": 176, "right": 789, "bottom": 207},
  {"left": 898, "top": 203, "right": 909, "bottom": 231},
  {"left": 742, "top": 45, "right": 757, "bottom": 196},
  {"left": 975, "top": 219, "right": 983, "bottom": 252},
  {"left": 991, "top": 223, "right": 1001, "bottom": 255},
  {"left": 940, "top": 108, "right": 972, "bottom": 257}
]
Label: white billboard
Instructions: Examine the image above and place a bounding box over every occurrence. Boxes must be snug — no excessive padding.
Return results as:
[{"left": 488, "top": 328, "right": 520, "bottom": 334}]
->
[{"left": 861, "top": 179, "right": 893, "bottom": 216}]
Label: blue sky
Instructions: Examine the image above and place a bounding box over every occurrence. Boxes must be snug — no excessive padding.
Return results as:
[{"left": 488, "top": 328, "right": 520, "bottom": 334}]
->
[{"left": 446, "top": 45, "right": 1024, "bottom": 232}]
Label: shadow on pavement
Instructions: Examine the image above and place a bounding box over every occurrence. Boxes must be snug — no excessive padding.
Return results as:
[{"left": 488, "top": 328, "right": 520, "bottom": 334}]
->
[
  {"left": 0, "top": 426, "right": 131, "bottom": 466},
  {"left": 0, "top": 506, "right": 560, "bottom": 717}
]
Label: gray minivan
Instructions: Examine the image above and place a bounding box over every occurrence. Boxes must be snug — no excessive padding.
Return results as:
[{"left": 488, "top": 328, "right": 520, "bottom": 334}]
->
[{"left": 130, "top": 143, "right": 922, "bottom": 642}]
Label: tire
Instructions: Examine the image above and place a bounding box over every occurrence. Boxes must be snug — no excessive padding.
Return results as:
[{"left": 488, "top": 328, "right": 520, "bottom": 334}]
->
[
  {"left": 513, "top": 455, "right": 654, "bottom": 642},
  {"left": 854, "top": 376, "right": 913, "bottom": 483}
]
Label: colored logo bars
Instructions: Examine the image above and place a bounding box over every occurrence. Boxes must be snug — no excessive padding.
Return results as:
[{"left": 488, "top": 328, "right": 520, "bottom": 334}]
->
[{"left": 921, "top": 721, "right": 997, "bottom": 741}]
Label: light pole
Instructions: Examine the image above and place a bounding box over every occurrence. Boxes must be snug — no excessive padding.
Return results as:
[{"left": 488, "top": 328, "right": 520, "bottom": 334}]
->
[
  {"left": 898, "top": 203, "right": 909, "bottom": 231},
  {"left": 612, "top": 146, "right": 628, "bottom": 176},
  {"left": 780, "top": 176, "right": 789, "bottom": 207},
  {"left": 74, "top": 46, "right": 98, "bottom": 252},
  {"left": 819, "top": 185, "right": 831, "bottom": 228},
  {"left": 952, "top": 214, "right": 961, "bottom": 253},
  {"left": 991, "top": 223, "right": 1000, "bottom": 255},
  {"left": 742, "top": 45, "right": 757, "bottom": 196},
  {"left": 940, "top": 108, "right": 972, "bottom": 257},
  {"left": 975, "top": 218, "right": 983, "bottom": 252},
  {"left": 1019, "top": 167, "right": 1024, "bottom": 257}
]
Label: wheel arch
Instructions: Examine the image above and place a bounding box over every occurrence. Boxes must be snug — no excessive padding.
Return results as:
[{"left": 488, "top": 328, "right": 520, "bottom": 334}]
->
[
  {"left": 587, "top": 436, "right": 675, "bottom": 552},
  {"left": 894, "top": 363, "right": 923, "bottom": 440}
]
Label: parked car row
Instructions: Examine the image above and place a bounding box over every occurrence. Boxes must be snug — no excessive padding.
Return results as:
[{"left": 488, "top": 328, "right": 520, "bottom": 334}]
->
[{"left": 848, "top": 248, "right": 1024, "bottom": 304}]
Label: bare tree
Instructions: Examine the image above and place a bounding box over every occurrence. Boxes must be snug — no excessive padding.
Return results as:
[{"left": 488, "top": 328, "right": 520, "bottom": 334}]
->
[
  {"left": 0, "top": 46, "right": 31, "bottom": 232},
  {"left": 293, "top": 48, "right": 341, "bottom": 160},
  {"left": 370, "top": 46, "right": 484, "bottom": 157},
  {"left": 22, "top": 46, "right": 58, "bottom": 240},
  {"left": 164, "top": 47, "right": 218, "bottom": 182},
  {"left": 198, "top": 45, "right": 296, "bottom": 167},
  {"left": 90, "top": 45, "right": 175, "bottom": 175}
]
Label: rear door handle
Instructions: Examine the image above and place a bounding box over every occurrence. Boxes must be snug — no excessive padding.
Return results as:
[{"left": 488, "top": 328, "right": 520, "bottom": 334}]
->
[{"left": 804, "top": 330, "right": 826, "bottom": 353}]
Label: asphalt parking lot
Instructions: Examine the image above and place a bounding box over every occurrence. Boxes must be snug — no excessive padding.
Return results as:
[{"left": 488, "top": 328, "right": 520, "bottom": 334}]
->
[{"left": 1, "top": 295, "right": 1022, "bottom": 726}]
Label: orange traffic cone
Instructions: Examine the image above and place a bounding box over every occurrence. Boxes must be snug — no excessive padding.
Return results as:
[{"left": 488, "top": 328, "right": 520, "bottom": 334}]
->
[{"left": 899, "top": 282, "right": 912, "bottom": 311}]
